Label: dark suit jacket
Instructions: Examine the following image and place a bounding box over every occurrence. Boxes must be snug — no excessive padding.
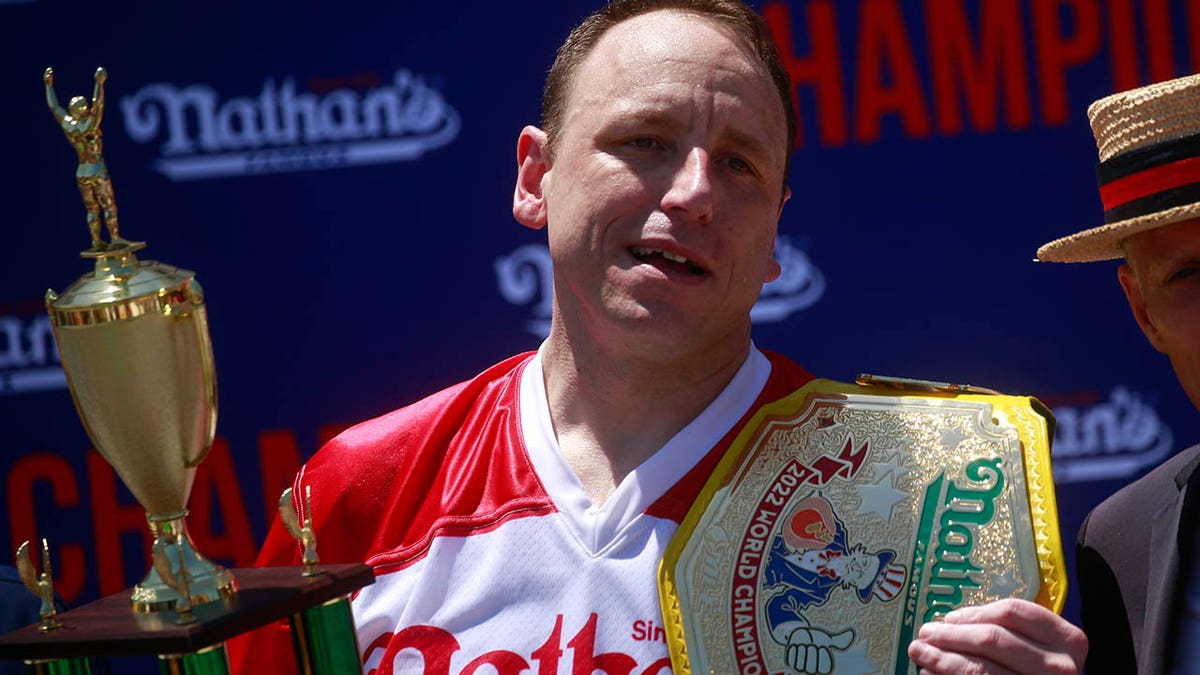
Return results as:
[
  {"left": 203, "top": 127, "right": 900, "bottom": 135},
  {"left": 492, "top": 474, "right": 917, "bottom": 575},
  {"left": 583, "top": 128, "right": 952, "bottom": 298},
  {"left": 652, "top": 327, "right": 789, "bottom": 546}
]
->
[
  {"left": 0, "top": 566, "right": 45, "bottom": 675},
  {"left": 1077, "top": 443, "right": 1200, "bottom": 674}
]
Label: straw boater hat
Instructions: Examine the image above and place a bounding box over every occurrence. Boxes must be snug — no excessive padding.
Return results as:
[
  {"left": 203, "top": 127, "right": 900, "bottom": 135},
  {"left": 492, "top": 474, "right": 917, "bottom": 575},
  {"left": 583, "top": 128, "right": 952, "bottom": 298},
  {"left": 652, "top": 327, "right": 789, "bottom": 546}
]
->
[{"left": 1037, "top": 73, "right": 1200, "bottom": 263}]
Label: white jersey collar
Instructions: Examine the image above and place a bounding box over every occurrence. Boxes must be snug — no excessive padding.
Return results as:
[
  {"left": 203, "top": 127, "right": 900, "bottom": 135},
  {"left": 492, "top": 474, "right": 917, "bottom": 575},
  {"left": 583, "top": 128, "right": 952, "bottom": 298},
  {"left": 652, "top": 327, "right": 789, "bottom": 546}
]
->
[{"left": 518, "top": 345, "right": 772, "bottom": 554}]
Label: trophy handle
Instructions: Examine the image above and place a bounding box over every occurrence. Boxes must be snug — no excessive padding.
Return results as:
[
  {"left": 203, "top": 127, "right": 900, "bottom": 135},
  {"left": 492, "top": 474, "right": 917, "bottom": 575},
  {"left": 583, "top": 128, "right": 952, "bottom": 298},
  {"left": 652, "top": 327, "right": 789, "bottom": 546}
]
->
[{"left": 178, "top": 282, "right": 217, "bottom": 470}]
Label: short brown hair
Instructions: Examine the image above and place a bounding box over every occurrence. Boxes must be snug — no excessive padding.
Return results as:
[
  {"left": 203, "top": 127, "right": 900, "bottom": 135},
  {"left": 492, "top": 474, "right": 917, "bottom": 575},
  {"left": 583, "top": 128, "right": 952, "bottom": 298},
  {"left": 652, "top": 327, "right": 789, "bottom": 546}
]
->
[{"left": 541, "top": 0, "right": 796, "bottom": 188}]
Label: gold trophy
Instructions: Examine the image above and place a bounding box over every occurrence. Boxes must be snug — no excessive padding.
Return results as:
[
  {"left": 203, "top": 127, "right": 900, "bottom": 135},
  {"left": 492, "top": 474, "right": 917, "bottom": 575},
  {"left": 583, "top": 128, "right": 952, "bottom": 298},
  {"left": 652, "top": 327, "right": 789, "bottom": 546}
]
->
[
  {"left": 42, "top": 65, "right": 236, "bottom": 613},
  {"left": 0, "top": 66, "right": 379, "bottom": 675},
  {"left": 0, "top": 65, "right": 374, "bottom": 674}
]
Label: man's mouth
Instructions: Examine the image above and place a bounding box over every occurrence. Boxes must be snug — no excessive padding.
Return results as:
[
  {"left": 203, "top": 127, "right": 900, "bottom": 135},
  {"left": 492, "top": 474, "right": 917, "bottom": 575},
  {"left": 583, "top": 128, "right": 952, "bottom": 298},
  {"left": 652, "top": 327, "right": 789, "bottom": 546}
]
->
[{"left": 630, "top": 246, "right": 706, "bottom": 276}]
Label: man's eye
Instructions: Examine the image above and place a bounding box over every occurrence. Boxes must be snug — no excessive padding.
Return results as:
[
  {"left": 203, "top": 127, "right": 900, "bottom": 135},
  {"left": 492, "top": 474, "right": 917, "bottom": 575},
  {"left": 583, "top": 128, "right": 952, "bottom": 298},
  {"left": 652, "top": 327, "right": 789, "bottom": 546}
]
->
[
  {"left": 1167, "top": 266, "right": 1198, "bottom": 283},
  {"left": 627, "top": 137, "right": 660, "bottom": 150},
  {"left": 724, "top": 156, "right": 755, "bottom": 174}
]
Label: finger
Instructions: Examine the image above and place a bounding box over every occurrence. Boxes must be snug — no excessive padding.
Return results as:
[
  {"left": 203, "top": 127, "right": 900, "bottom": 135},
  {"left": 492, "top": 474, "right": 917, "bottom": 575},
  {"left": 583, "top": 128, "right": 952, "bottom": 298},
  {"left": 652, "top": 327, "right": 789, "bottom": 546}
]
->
[
  {"left": 804, "top": 644, "right": 820, "bottom": 672},
  {"left": 817, "top": 646, "right": 832, "bottom": 673},
  {"left": 908, "top": 636, "right": 1018, "bottom": 675},
  {"left": 942, "top": 600, "right": 1086, "bottom": 666},
  {"left": 915, "top": 619, "right": 1081, "bottom": 674},
  {"left": 787, "top": 643, "right": 801, "bottom": 670},
  {"left": 944, "top": 600, "right": 1066, "bottom": 641}
]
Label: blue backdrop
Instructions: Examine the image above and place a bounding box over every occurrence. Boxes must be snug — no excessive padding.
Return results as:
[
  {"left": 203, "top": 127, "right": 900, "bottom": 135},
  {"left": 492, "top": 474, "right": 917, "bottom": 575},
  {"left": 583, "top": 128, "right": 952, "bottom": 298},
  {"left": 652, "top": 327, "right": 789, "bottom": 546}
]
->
[{"left": 3, "top": 0, "right": 1198, "bottom": 671}]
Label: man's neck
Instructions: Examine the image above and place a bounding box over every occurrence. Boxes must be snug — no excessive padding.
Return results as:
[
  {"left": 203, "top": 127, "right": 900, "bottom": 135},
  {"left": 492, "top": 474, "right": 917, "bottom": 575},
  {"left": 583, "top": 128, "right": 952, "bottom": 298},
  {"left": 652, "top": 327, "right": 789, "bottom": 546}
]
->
[{"left": 539, "top": 325, "right": 752, "bottom": 506}]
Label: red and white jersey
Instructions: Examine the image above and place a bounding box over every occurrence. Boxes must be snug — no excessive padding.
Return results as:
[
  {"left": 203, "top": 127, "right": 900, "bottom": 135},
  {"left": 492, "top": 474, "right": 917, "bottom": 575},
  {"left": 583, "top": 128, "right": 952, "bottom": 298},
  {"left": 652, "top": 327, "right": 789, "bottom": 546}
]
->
[{"left": 229, "top": 348, "right": 813, "bottom": 675}]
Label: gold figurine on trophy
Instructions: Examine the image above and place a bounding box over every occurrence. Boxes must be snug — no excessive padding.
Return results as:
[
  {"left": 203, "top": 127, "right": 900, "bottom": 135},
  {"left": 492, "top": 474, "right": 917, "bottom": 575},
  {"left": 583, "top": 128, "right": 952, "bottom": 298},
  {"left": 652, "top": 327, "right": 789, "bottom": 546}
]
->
[
  {"left": 43, "top": 66, "right": 141, "bottom": 255},
  {"left": 280, "top": 487, "right": 321, "bottom": 577},
  {"left": 15, "top": 540, "right": 61, "bottom": 633},
  {"left": 152, "top": 544, "right": 197, "bottom": 625}
]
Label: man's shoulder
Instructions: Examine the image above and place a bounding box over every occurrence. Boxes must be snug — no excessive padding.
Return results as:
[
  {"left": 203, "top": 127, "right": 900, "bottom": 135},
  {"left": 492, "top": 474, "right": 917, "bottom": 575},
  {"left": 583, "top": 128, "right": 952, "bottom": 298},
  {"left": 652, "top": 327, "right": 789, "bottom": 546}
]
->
[
  {"left": 1082, "top": 442, "right": 1200, "bottom": 537},
  {"left": 284, "top": 352, "right": 543, "bottom": 566}
]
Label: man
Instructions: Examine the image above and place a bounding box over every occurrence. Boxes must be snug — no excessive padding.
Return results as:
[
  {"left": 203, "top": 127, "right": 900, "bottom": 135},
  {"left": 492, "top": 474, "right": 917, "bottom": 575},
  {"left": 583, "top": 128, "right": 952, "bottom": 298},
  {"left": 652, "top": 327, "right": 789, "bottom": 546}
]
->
[
  {"left": 231, "top": 1, "right": 1085, "bottom": 673},
  {"left": 1037, "top": 73, "right": 1200, "bottom": 674}
]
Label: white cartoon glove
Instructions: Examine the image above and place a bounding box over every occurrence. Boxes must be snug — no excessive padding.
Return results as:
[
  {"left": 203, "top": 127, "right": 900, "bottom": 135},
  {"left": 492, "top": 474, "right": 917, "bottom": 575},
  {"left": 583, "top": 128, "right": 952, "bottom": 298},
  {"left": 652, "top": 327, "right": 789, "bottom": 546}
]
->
[{"left": 784, "top": 626, "right": 855, "bottom": 674}]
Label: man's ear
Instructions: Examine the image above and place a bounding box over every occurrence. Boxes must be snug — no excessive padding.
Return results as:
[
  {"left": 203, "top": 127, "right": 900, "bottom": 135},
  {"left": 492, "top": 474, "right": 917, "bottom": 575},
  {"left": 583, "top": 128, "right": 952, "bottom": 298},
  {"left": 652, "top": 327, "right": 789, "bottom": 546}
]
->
[
  {"left": 764, "top": 247, "right": 782, "bottom": 284},
  {"left": 1118, "top": 263, "right": 1167, "bottom": 353},
  {"left": 762, "top": 187, "right": 791, "bottom": 283},
  {"left": 513, "top": 125, "right": 550, "bottom": 230}
]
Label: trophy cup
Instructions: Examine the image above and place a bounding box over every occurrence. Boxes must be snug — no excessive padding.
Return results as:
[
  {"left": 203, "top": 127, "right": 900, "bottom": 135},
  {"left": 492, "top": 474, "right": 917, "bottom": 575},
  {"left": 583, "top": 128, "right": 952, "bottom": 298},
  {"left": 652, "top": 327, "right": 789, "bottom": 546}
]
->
[{"left": 0, "top": 67, "right": 374, "bottom": 674}]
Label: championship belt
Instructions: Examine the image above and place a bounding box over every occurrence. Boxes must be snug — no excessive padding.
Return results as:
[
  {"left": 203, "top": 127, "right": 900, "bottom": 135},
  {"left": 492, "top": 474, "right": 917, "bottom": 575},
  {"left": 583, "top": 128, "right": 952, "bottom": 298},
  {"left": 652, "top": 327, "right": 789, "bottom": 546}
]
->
[{"left": 658, "top": 376, "right": 1066, "bottom": 675}]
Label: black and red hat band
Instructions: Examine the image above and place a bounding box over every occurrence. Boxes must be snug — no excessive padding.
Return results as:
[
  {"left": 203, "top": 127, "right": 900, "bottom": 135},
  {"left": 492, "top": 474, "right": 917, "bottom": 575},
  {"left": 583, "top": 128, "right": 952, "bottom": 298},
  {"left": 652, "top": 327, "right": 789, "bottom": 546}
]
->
[{"left": 1097, "top": 132, "right": 1200, "bottom": 223}]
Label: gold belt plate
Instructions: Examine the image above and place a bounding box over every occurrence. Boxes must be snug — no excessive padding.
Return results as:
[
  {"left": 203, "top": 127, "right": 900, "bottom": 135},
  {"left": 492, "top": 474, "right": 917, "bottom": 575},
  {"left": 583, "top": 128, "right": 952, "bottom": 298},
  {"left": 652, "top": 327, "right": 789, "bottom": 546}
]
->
[{"left": 658, "top": 378, "right": 1065, "bottom": 675}]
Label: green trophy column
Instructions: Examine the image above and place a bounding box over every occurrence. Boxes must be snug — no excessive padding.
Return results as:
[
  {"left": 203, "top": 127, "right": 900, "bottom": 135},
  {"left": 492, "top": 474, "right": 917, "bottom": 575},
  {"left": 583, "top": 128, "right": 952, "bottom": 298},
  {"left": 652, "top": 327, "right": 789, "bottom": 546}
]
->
[
  {"left": 277, "top": 487, "right": 363, "bottom": 673},
  {"left": 158, "top": 644, "right": 230, "bottom": 675},
  {"left": 289, "top": 596, "right": 361, "bottom": 674},
  {"left": 24, "top": 659, "right": 92, "bottom": 675}
]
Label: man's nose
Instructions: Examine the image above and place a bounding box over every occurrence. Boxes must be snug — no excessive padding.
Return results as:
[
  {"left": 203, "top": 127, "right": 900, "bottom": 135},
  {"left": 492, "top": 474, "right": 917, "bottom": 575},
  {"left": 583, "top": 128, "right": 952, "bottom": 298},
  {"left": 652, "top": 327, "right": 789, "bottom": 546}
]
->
[{"left": 661, "top": 148, "right": 713, "bottom": 223}]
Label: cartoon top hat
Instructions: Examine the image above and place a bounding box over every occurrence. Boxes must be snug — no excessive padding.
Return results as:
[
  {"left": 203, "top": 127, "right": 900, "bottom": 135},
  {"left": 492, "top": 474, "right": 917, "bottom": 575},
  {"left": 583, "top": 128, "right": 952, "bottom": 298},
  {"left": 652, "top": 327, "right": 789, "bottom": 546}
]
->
[{"left": 858, "top": 550, "right": 907, "bottom": 603}]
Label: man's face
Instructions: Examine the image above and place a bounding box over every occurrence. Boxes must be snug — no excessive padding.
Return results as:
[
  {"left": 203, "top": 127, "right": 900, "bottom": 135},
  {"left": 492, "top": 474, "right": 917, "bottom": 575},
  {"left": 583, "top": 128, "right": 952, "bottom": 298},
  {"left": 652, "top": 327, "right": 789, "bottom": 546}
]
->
[
  {"left": 516, "top": 10, "right": 789, "bottom": 359},
  {"left": 1119, "top": 218, "right": 1200, "bottom": 411}
]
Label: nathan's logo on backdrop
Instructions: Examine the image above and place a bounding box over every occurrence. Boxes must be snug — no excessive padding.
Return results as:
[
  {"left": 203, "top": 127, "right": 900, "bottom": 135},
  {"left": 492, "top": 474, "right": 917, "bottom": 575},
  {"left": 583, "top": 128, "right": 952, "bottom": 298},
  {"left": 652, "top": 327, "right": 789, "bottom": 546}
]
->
[
  {"left": 1048, "top": 387, "right": 1173, "bottom": 483},
  {"left": 119, "top": 70, "right": 460, "bottom": 180},
  {"left": 496, "top": 244, "right": 554, "bottom": 337},
  {"left": 494, "top": 236, "right": 824, "bottom": 337},
  {"left": 0, "top": 308, "right": 64, "bottom": 395}
]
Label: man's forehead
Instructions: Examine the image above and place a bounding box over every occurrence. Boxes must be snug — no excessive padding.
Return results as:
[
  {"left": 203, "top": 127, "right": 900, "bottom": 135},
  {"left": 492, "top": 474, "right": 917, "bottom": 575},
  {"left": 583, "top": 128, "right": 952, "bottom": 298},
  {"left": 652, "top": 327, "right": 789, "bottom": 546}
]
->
[
  {"left": 1127, "top": 218, "right": 1200, "bottom": 250},
  {"left": 1124, "top": 219, "right": 1200, "bottom": 270},
  {"left": 581, "top": 10, "right": 760, "bottom": 79},
  {"left": 564, "top": 9, "right": 783, "bottom": 135}
]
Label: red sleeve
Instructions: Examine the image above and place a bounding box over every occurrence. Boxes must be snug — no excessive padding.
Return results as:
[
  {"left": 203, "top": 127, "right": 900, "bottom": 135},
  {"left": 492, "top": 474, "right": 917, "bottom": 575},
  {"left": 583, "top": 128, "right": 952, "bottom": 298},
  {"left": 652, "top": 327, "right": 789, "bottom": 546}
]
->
[{"left": 227, "top": 352, "right": 536, "bottom": 674}]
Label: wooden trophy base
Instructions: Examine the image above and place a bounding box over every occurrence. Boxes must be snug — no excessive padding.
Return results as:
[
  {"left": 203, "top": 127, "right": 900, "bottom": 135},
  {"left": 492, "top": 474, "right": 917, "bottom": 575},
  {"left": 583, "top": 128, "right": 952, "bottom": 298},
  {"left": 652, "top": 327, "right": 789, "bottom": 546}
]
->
[{"left": 0, "top": 564, "right": 373, "bottom": 660}]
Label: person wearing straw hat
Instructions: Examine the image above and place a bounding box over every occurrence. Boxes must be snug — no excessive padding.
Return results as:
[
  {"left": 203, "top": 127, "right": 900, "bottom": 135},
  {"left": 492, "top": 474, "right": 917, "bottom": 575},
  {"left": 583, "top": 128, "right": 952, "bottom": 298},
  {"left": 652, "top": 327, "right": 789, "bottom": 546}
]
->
[{"left": 1038, "top": 74, "right": 1200, "bottom": 674}]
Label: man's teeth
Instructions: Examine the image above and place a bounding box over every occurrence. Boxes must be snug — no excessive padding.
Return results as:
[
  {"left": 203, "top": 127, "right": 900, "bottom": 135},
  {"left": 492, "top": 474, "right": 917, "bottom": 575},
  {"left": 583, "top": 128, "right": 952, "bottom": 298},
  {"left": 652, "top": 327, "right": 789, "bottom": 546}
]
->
[{"left": 632, "top": 247, "right": 690, "bottom": 264}]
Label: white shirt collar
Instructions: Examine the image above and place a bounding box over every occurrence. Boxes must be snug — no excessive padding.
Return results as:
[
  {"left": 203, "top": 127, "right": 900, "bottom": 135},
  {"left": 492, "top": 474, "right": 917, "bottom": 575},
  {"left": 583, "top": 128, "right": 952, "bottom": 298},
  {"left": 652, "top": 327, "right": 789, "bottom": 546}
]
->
[{"left": 518, "top": 344, "right": 772, "bottom": 553}]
